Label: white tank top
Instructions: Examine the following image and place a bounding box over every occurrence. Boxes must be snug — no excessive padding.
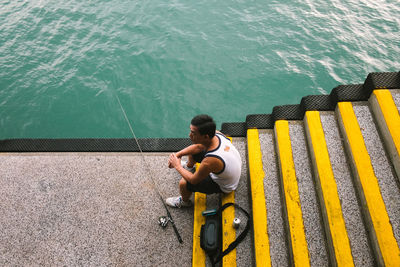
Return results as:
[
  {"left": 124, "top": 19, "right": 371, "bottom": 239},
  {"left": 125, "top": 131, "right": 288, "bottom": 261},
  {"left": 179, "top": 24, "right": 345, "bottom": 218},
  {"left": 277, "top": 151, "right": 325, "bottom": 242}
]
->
[{"left": 205, "top": 133, "right": 242, "bottom": 193}]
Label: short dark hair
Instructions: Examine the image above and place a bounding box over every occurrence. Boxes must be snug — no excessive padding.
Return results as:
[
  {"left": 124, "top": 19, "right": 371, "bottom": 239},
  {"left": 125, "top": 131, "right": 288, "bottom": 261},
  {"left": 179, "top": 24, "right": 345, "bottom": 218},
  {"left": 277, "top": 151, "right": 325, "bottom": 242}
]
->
[{"left": 191, "top": 114, "right": 216, "bottom": 138}]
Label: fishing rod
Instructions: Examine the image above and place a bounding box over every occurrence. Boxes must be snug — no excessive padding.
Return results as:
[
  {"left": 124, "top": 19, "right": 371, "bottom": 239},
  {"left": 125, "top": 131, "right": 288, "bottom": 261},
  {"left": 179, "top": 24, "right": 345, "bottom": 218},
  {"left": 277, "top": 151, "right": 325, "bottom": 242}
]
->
[{"left": 115, "top": 94, "right": 183, "bottom": 243}]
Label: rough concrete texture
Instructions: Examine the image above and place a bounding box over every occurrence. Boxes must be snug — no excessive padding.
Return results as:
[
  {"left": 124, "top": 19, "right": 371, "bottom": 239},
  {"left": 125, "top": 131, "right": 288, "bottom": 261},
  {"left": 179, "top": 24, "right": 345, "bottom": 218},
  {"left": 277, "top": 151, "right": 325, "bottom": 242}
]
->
[
  {"left": 259, "top": 129, "right": 289, "bottom": 267},
  {"left": 352, "top": 103, "right": 400, "bottom": 245},
  {"left": 231, "top": 137, "right": 253, "bottom": 267},
  {"left": 391, "top": 89, "right": 400, "bottom": 113},
  {"left": 320, "top": 112, "right": 374, "bottom": 266},
  {"left": 0, "top": 153, "right": 193, "bottom": 266},
  {"left": 288, "top": 121, "right": 329, "bottom": 267}
]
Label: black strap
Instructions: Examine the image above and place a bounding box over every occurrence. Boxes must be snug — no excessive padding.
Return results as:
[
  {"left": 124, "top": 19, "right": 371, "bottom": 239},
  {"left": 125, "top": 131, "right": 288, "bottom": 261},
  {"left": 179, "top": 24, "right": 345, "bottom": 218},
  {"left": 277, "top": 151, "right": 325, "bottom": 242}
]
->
[{"left": 213, "top": 202, "right": 252, "bottom": 265}]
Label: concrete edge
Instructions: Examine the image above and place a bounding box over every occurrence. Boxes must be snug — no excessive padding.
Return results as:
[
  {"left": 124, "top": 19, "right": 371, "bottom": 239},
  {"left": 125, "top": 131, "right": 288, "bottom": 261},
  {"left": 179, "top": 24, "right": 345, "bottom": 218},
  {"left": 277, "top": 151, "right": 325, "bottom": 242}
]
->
[
  {"left": 274, "top": 120, "right": 311, "bottom": 267},
  {"left": 246, "top": 129, "right": 271, "bottom": 267},
  {"left": 304, "top": 111, "right": 354, "bottom": 267},
  {"left": 336, "top": 102, "right": 400, "bottom": 266},
  {"left": 369, "top": 90, "right": 400, "bottom": 181}
]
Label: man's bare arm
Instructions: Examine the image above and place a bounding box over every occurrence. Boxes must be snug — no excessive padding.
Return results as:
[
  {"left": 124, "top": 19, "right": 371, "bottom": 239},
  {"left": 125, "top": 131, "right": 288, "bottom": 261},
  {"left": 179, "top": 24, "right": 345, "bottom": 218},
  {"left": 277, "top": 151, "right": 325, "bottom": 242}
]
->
[
  {"left": 169, "top": 153, "right": 224, "bottom": 185},
  {"left": 175, "top": 144, "right": 205, "bottom": 158}
]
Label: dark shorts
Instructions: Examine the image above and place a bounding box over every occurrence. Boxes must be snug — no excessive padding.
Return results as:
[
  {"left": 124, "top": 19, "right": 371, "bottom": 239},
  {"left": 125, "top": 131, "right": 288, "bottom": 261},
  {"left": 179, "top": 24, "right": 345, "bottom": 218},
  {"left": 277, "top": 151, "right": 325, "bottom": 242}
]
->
[
  {"left": 186, "top": 151, "right": 223, "bottom": 194},
  {"left": 192, "top": 150, "right": 206, "bottom": 163},
  {"left": 186, "top": 175, "right": 223, "bottom": 194}
]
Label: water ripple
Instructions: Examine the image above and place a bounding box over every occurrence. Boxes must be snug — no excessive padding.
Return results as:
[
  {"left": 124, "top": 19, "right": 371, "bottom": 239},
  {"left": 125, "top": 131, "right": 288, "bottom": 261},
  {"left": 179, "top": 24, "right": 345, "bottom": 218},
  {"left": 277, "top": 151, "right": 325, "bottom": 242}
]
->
[{"left": 0, "top": 0, "right": 399, "bottom": 138}]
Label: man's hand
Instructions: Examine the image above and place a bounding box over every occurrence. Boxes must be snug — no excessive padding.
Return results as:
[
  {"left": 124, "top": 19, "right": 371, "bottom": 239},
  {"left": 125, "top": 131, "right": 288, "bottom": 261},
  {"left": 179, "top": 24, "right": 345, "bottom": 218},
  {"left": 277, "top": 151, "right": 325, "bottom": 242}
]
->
[{"left": 168, "top": 153, "right": 180, "bottom": 169}]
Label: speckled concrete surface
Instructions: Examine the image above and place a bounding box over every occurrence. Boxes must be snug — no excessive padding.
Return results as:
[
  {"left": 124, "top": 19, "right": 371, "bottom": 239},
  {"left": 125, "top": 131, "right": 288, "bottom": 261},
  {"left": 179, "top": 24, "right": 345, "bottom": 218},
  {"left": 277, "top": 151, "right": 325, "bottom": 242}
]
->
[
  {"left": 320, "top": 111, "right": 374, "bottom": 266},
  {"left": 288, "top": 121, "right": 329, "bottom": 267},
  {"left": 259, "top": 129, "right": 289, "bottom": 267},
  {"left": 0, "top": 153, "right": 193, "bottom": 266},
  {"left": 352, "top": 103, "right": 400, "bottom": 245},
  {"left": 232, "top": 137, "right": 253, "bottom": 267},
  {"left": 391, "top": 89, "right": 400, "bottom": 113}
]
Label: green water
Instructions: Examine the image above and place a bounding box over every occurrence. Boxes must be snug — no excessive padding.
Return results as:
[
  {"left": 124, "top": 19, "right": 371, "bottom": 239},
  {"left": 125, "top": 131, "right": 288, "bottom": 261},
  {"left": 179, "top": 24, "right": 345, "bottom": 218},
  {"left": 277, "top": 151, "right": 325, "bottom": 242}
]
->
[{"left": 1, "top": 0, "right": 399, "bottom": 138}]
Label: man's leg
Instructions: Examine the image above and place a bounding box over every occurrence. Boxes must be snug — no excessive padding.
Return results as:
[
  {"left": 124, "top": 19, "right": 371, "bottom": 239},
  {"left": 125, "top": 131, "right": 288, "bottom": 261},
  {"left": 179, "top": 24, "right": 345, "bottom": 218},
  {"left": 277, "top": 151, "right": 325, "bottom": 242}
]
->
[
  {"left": 166, "top": 176, "right": 222, "bottom": 208},
  {"left": 179, "top": 178, "right": 192, "bottom": 202},
  {"left": 186, "top": 154, "right": 195, "bottom": 169},
  {"left": 165, "top": 178, "right": 193, "bottom": 208}
]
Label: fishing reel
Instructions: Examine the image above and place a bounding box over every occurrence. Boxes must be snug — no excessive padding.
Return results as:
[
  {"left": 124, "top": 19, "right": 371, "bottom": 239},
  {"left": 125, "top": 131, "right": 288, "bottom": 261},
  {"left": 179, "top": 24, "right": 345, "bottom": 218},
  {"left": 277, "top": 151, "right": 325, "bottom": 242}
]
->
[{"left": 158, "top": 216, "right": 171, "bottom": 228}]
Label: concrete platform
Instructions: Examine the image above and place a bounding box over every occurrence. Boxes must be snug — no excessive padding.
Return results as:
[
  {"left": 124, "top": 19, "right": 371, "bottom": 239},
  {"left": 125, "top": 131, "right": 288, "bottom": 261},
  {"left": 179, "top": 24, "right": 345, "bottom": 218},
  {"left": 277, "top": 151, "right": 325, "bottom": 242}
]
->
[{"left": 0, "top": 152, "right": 193, "bottom": 266}]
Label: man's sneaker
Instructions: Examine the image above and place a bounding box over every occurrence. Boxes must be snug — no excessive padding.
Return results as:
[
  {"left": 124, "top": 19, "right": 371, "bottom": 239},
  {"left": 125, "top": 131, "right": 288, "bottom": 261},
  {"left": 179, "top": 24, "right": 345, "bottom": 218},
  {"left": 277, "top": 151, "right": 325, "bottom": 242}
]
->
[
  {"left": 165, "top": 196, "right": 193, "bottom": 208},
  {"left": 181, "top": 160, "right": 196, "bottom": 173}
]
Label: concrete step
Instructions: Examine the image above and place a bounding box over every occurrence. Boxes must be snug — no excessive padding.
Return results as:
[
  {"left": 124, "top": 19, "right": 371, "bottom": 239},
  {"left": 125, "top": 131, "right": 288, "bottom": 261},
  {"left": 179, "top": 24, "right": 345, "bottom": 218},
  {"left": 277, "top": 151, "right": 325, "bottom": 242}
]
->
[
  {"left": 209, "top": 81, "right": 400, "bottom": 266},
  {"left": 337, "top": 100, "right": 400, "bottom": 266},
  {"left": 246, "top": 91, "right": 400, "bottom": 267},
  {"left": 275, "top": 120, "right": 329, "bottom": 266},
  {"left": 368, "top": 89, "right": 400, "bottom": 180},
  {"left": 231, "top": 137, "right": 253, "bottom": 267},
  {"left": 224, "top": 73, "right": 400, "bottom": 266},
  {"left": 304, "top": 110, "right": 374, "bottom": 266},
  {"left": 247, "top": 128, "right": 288, "bottom": 267}
]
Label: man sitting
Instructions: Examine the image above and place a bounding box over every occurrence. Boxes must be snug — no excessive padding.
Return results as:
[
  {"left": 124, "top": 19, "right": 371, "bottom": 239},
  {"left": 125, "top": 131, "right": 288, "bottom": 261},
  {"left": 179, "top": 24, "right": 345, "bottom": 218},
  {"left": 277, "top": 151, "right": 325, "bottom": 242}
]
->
[{"left": 166, "top": 114, "right": 242, "bottom": 208}]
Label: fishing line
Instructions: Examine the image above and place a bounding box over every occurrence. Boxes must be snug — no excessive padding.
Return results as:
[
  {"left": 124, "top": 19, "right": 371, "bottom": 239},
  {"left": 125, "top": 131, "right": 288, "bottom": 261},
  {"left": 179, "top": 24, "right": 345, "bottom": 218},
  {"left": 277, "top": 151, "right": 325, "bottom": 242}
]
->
[{"left": 115, "top": 93, "right": 183, "bottom": 243}]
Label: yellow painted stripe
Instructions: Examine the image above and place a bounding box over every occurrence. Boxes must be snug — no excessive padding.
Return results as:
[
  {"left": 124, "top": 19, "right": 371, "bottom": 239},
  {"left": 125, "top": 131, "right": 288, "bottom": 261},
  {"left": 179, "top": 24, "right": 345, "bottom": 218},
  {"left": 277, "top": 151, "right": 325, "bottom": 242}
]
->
[
  {"left": 275, "top": 120, "right": 310, "bottom": 267},
  {"left": 338, "top": 102, "right": 400, "bottom": 266},
  {"left": 305, "top": 111, "right": 354, "bottom": 266},
  {"left": 222, "top": 191, "right": 236, "bottom": 267},
  {"left": 247, "top": 128, "right": 271, "bottom": 267},
  {"left": 373, "top": 90, "right": 400, "bottom": 163},
  {"left": 192, "top": 162, "right": 206, "bottom": 267}
]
